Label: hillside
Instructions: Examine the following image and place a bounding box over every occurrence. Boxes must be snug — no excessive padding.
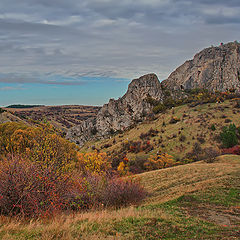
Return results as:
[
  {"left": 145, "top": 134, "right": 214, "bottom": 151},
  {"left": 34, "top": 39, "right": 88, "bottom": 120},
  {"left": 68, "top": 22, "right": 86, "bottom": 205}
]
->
[
  {"left": 0, "top": 155, "right": 239, "bottom": 239},
  {"left": 0, "top": 111, "right": 28, "bottom": 125},
  {"left": 80, "top": 99, "right": 240, "bottom": 164},
  {"left": 1, "top": 105, "right": 100, "bottom": 132}
]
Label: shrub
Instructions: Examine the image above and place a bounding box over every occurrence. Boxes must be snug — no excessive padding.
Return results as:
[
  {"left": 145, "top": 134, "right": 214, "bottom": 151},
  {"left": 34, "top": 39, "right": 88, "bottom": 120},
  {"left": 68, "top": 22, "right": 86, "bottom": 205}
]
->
[
  {"left": 139, "top": 128, "right": 159, "bottom": 140},
  {"left": 224, "top": 119, "right": 232, "bottom": 123},
  {"left": 100, "top": 177, "right": 147, "bottom": 207},
  {"left": 129, "top": 155, "right": 148, "bottom": 174},
  {"left": 111, "top": 152, "right": 126, "bottom": 170},
  {"left": 0, "top": 156, "right": 147, "bottom": 217},
  {"left": 117, "top": 156, "right": 129, "bottom": 176},
  {"left": 210, "top": 124, "right": 216, "bottom": 131},
  {"left": 179, "top": 134, "right": 186, "bottom": 142},
  {"left": 234, "top": 99, "right": 240, "bottom": 108},
  {"left": 144, "top": 152, "right": 174, "bottom": 170},
  {"left": 220, "top": 124, "right": 238, "bottom": 148},
  {"left": 0, "top": 122, "right": 79, "bottom": 172},
  {"left": 65, "top": 174, "right": 147, "bottom": 209},
  {"left": 222, "top": 145, "right": 240, "bottom": 155},
  {"left": 153, "top": 103, "right": 166, "bottom": 114},
  {"left": 197, "top": 137, "right": 205, "bottom": 144},
  {"left": 77, "top": 151, "right": 111, "bottom": 175},
  {"left": 0, "top": 156, "right": 73, "bottom": 217},
  {"left": 163, "top": 97, "right": 176, "bottom": 108},
  {"left": 169, "top": 117, "right": 180, "bottom": 124},
  {"left": 145, "top": 95, "right": 159, "bottom": 106},
  {"left": 203, "top": 147, "right": 220, "bottom": 163},
  {"left": 185, "top": 142, "right": 204, "bottom": 161}
]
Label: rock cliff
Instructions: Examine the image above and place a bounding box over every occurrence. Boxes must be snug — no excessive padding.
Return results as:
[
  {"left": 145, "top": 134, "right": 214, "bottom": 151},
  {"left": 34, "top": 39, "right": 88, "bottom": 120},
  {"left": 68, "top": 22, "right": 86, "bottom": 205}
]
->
[
  {"left": 162, "top": 42, "right": 240, "bottom": 92},
  {"left": 66, "top": 74, "right": 163, "bottom": 146},
  {"left": 67, "top": 42, "right": 240, "bottom": 147}
]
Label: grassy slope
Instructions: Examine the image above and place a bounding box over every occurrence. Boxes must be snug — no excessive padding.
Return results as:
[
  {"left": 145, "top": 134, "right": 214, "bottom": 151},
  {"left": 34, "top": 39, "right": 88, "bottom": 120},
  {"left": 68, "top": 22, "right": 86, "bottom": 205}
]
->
[
  {"left": 0, "top": 155, "right": 239, "bottom": 239},
  {"left": 81, "top": 100, "right": 240, "bottom": 161}
]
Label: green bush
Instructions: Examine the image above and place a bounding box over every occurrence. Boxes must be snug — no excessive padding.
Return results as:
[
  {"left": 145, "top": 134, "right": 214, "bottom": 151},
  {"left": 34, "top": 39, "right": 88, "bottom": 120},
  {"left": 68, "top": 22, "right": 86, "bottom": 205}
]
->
[
  {"left": 210, "top": 124, "right": 216, "bottom": 131},
  {"left": 145, "top": 95, "right": 159, "bottom": 106},
  {"left": 153, "top": 103, "right": 166, "bottom": 114},
  {"left": 220, "top": 124, "right": 238, "bottom": 148},
  {"left": 163, "top": 97, "right": 175, "bottom": 108}
]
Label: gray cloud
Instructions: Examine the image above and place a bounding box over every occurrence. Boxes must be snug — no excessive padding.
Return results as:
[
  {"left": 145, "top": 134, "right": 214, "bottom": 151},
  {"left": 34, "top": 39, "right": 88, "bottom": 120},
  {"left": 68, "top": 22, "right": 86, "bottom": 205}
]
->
[{"left": 0, "top": 0, "right": 239, "bottom": 85}]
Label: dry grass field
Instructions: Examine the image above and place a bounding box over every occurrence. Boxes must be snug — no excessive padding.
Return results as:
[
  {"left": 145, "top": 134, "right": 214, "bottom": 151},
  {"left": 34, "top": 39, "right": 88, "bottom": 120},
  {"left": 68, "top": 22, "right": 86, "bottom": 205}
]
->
[{"left": 0, "top": 155, "right": 239, "bottom": 239}]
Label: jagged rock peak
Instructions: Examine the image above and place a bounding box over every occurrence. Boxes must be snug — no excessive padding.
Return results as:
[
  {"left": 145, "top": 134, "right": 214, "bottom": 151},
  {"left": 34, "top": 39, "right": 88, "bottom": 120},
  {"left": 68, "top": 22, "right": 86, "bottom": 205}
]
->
[
  {"left": 66, "top": 73, "right": 163, "bottom": 146},
  {"left": 96, "top": 73, "right": 163, "bottom": 136},
  {"left": 162, "top": 41, "right": 240, "bottom": 92},
  {"left": 124, "top": 73, "right": 163, "bottom": 100}
]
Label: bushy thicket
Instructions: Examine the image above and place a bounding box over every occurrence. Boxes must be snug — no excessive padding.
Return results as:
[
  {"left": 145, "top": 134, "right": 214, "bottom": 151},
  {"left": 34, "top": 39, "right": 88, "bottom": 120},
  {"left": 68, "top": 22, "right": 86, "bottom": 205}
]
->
[
  {"left": 0, "top": 155, "right": 147, "bottom": 218},
  {"left": 0, "top": 122, "right": 147, "bottom": 218}
]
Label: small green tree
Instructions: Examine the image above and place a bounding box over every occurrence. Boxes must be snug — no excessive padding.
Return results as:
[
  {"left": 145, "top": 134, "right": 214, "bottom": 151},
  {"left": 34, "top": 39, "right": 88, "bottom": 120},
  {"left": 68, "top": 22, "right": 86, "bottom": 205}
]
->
[
  {"left": 210, "top": 124, "right": 216, "bottom": 131},
  {"left": 220, "top": 124, "right": 238, "bottom": 148}
]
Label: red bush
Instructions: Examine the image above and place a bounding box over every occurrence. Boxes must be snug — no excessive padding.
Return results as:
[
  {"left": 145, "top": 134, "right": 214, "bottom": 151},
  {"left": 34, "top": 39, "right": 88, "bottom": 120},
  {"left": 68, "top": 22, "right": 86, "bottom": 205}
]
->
[
  {"left": 221, "top": 145, "right": 240, "bottom": 155},
  {"left": 0, "top": 156, "right": 73, "bottom": 217},
  {"left": 69, "top": 174, "right": 147, "bottom": 209},
  {"left": 0, "top": 156, "right": 147, "bottom": 218}
]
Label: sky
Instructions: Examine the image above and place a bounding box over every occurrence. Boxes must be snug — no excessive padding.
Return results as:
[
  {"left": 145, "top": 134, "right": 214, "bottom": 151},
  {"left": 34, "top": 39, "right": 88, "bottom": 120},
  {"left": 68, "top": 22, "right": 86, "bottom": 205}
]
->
[{"left": 0, "top": 0, "right": 240, "bottom": 106}]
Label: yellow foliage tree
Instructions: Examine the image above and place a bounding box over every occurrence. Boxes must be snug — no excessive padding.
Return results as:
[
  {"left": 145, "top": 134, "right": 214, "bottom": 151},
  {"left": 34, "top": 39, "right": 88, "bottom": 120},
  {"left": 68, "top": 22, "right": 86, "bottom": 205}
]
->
[
  {"left": 77, "top": 151, "right": 111, "bottom": 175},
  {"left": 0, "top": 122, "right": 79, "bottom": 173},
  {"left": 0, "top": 122, "right": 27, "bottom": 154},
  {"left": 117, "top": 161, "right": 129, "bottom": 176},
  {"left": 144, "top": 152, "right": 174, "bottom": 171}
]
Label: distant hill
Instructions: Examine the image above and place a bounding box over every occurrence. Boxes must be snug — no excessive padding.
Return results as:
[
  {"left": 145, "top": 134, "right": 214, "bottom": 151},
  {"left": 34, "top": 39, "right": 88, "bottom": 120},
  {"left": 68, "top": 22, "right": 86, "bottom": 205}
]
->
[
  {"left": 2, "top": 105, "right": 100, "bottom": 131},
  {"left": 6, "top": 104, "right": 45, "bottom": 108}
]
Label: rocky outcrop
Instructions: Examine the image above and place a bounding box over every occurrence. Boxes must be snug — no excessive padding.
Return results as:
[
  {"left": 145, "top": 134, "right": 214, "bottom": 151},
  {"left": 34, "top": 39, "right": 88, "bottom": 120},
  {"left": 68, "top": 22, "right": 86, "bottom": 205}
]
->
[
  {"left": 66, "top": 74, "right": 163, "bottom": 146},
  {"left": 96, "top": 74, "right": 163, "bottom": 136},
  {"left": 67, "top": 42, "right": 240, "bottom": 147},
  {"left": 162, "top": 42, "right": 240, "bottom": 92}
]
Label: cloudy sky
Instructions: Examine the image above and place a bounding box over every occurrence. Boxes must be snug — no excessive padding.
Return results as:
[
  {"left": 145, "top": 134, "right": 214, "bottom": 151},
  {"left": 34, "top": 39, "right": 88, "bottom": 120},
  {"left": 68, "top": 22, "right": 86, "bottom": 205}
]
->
[{"left": 0, "top": 0, "right": 240, "bottom": 106}]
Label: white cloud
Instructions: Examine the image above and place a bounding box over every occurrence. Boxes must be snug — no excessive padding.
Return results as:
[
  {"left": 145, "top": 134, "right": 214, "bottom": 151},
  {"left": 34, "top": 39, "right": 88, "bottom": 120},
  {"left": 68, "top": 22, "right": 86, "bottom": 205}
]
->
[{"left": 0, "top": 0, "right": 239, "bottom": 85}]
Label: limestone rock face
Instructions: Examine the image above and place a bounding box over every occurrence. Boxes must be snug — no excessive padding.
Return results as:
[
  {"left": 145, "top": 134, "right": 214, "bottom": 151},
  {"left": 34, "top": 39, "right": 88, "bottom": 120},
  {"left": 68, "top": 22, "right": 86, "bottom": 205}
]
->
[
  {"left": 67, "top": 42, "right": 240, "bottom": 147},
  {"left": 66, "top": 118, "right": 96, "bottom": 146},
  {"left": 66, "top": 74, "right": 163, "bottom": 146},
  {"left": 162, "top": 42, "right": 240, "bottom": 92},
  {"left": 96, "top": 73, "right": 163, "bottom": 135}
]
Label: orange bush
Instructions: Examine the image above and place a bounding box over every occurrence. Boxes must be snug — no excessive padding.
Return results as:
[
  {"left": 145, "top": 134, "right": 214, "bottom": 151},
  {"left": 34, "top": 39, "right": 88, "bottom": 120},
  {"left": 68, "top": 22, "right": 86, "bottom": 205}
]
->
[{"left": 144, "top": 152, "right": 174, "bottom": 171}]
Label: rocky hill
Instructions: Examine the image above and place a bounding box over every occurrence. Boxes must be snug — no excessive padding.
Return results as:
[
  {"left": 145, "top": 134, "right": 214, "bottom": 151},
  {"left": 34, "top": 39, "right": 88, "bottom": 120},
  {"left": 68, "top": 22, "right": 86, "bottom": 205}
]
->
[
  {"left": 66, "top": 74, "right": 163, "bottom": 146},
  {"left": 162, "top": 41, "right": 240, "bottom": 92},
  {"left": 67, "top": 41, "right": 240, "bottom": 147}
]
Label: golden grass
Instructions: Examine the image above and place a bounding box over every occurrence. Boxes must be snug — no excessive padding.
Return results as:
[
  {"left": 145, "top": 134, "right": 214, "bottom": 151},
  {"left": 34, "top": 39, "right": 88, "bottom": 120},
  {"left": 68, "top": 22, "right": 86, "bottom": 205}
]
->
[
  {"left": 0, "top": 154, "right": 239, "bottom": 239},
  {"left": 81, "top": 100, "right": 240, "bottom": 160},
  {"left": 137, "top": 155, "right": 240, "bottom": 204}
]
